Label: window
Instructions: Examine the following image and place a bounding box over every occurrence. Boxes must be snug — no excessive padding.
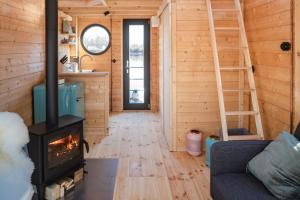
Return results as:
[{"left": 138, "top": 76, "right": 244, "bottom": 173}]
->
[{"left": 80, "top": 24, "right": 111, "bottom": 55}]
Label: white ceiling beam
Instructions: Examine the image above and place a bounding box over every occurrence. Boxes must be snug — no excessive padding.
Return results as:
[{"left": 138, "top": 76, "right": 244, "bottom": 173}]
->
[
  {"left": 157, "top": 0, "right": 170, "bottom": 17},
  {"left": 59, "top": 0, "right": 106, "bottom": 7},
  {"left": 58, "top": 0, "right": 162, "bottom": 15},
  {"left": 88, "top": 0, "right": 107, "bottom": 6}
]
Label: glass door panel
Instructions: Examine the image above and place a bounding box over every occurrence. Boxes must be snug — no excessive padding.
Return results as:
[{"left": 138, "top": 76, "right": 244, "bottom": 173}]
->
[{"left": 123, "top": 19, "right": 150, "bottom": 110}]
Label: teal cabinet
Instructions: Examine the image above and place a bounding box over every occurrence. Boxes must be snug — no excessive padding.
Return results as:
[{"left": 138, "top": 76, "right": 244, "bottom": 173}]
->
[{"left": 33, "top": 82, "right": 84, "bottom": 124}]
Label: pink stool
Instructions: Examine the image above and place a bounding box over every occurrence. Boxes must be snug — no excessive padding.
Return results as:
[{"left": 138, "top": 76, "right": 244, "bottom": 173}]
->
[{"left": 186, "top": 130, "right": 202, "bottom": 156}]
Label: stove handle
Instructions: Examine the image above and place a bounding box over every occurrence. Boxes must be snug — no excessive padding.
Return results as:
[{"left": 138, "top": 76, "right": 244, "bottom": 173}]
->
[{"left": 83, "top": 139, "right": 90, "bottom": 153}]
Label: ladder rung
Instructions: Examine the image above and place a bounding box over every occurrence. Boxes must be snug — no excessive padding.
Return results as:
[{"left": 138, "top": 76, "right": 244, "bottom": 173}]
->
[
  {"left": 212, "top": 9, "right": 238, "bottom": 12},
  {"left": 215, "top": 27, "right": 240, "bottom": 31},
  {"left": 218, "top": 47, "right": 242, "bottom": 51},
  {"left": 207, "top": 0, "right": 264, "bottom": 140},
  {"left": 220, "top": 67, "right": 249, "bottom": 71},
  {"left": 225, "top": 111, "right": 257, "bottom": 116},
  {"left": 219, "top": 46, "right": 248, "bottom": 50},
  {"left": 223, "top": 89, "right": 255, "bottom": 93},
  {"left": 228, "top": 135, "right": 262, "bottom": 141}
]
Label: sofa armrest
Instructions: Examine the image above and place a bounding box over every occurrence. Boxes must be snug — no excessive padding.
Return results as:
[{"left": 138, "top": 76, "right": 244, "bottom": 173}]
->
[{"left": 211, "top": 140, "right": 271, "bottom": 176}]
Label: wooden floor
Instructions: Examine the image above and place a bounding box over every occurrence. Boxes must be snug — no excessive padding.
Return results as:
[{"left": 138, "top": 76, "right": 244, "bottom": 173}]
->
[{"left": 86, "top": 112, "right": 211, "bottom": 200}]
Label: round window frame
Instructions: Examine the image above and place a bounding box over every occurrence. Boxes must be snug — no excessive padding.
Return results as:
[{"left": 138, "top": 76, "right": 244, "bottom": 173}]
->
[{"left": 80, "top": 24, "right": 112, "bottom": 55}]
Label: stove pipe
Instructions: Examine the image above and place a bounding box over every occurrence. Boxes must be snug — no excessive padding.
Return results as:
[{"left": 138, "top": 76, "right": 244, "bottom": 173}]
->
[{"left": 45, "top": 0, "right": 58, "bottom": 126}]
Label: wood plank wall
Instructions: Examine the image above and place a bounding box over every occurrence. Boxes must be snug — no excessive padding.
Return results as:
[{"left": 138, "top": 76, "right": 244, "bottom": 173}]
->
[
  {"left": 76, "top": 16, "right": 159, "bottom": 112},
  {"left": 0, "top": 0, "right": 45, "bottom": 125},
  {"left": 244, "top": 0, "right": 293, "bottom": 139},
  {"left": 110, "top": 16, "right": 159, "bottom": 112},
  {"left": 111, "top": 18, "right": 123, "bottom": 112},
  {"left": 77, "top": 16, "right": 113, "bottom": 110},
  {"left": 62, "top": 74, "right": 109, "bottom": 140},
  {"left": 174, "top": 0, "right": 242, "bottom": 150},
  {"left": 151, "top": 27, "right": 159, "bottom": 112},
  {"left": 78, "top": 17, "right": 112, "bottom": 72}
]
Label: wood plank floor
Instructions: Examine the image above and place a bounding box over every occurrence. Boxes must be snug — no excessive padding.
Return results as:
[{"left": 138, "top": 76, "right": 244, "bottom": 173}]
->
[{"left": 86, "top": 112, "right": 211, "bottom": 200}]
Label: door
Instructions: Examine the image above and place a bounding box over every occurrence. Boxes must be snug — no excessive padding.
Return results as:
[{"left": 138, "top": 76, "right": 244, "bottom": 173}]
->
[
  {"left": 123, "top": 19, "right": 150, "bottom": 110},
  {"left": 159, "top": 5, "right": 173, "bottom": 150}
]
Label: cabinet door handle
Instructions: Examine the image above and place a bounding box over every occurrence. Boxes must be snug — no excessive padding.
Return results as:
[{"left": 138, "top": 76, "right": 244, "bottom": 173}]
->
[{"left": 76, "top": 97, "right": 83, "bottom": 102}]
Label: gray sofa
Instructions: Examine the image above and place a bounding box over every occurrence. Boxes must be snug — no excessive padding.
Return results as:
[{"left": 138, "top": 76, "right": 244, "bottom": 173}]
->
[{"left": 210, "top": 126, "right": 300, "bottom": 200}]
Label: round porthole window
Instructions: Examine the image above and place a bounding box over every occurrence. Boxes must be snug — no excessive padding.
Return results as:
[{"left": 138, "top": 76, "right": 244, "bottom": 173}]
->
[{"left": 80, "top": 24, "right": 111, "bottom": 55}]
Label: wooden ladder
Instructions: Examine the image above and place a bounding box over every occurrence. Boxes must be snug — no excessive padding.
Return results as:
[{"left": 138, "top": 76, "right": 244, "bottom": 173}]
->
[{"left": 206, "top": 0, "right": 264, "bottom": 141}]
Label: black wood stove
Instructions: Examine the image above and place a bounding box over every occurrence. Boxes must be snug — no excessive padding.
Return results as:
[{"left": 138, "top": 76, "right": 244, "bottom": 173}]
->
[
  {"left": 28, "top": 116, "right": 84, "bottom": 199},
  {"left": 27, "top": 0, "right": 86, "bottom": 199}
]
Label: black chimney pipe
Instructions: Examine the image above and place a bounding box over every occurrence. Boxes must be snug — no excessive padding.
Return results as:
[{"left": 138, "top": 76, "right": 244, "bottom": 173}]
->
[{"left": 45, "top": 0, "right": 58, "bottom": 126}]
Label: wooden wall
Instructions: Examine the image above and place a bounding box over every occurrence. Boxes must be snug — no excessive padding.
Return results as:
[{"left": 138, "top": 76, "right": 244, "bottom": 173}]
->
[
  {"left": 78, "top": 17, "right": 112, "bottom": 72},
  {"left": 76, "top": 16, "right": 159, "bottom": 112},
  {"left": 62, "top": 73, "right": 110, "bottom": 143},
  {"left": 0, "top": 0, "right": 45, "bottom": 125},
  {"left": 0, "top": 1, "right": 159, "bottom": 126},
  {"left": 76, "top": 16, "right": 112, "bottom": 110},
  {"left": 110, "top": 16, "right": 159, "bottom": 112},
  {"left": 244, "top": 0, "right": 293, "bottom": 139},
  {"left": 111, "top": 17, "right": 123, "bottom": 112},
  {"left": 172, "top": 0, "right": 242, "bottom": 150},
  {"left": 150, "top": 27, "right": 159, "bottom": 112},
  {"left": 166, "top": 0, "right": 293, "bottom": 150}
]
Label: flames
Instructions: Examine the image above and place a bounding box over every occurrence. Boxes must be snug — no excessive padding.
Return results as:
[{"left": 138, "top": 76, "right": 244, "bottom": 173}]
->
[
  {"left": 49, "top": 134, "right": 80, "bottom": 152},
  {"left": 49, "top": 139, "right": 65, "bottom": 145},
  {"left": 66, "top": 135, "right": 79, "bottom": 150}
]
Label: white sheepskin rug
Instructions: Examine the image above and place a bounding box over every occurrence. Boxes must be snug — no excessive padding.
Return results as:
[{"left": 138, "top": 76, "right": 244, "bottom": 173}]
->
[{"left": 0, "top": 112, "right": 34, "bottom": 200}]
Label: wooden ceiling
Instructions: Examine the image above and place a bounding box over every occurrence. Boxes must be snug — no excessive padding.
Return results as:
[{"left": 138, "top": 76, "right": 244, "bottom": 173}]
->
[{"left": 58, "top": 0, "right": 163, "bottom": 16}]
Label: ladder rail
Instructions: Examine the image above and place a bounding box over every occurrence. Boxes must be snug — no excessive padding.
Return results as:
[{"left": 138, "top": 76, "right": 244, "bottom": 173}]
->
[
  {"left": 206, "top": 0, "right": 264, "bottom": 141},
  {"left": 206, "top": 0, "right": 229, "bottom": 141},
  {"left": 234, "top": 0, "right": 264, "bottom": 139}
]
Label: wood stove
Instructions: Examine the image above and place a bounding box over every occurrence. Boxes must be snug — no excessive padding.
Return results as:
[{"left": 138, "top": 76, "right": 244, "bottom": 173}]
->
[
  {"left": 28, "top": 115, "right": 84, "bottom": 199},
  {"left": 27, "top": 1, "right": 88, "bottom": 199}
]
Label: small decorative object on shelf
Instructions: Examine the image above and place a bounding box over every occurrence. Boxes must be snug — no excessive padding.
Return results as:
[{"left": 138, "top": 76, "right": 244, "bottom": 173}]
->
[
  {"left": 61, "top": 38, "right": 69, "bottom": 44},
  {"left": 71, "top": 26, "right": 76, "bottom": 34},
  {"left": 186, "top": 129, "right": 202, "bottom": 156},
  {"left": 62, "top": 20, "right": 72, "bottom": 34},
  {"left": 69, "top": 36, "right": 76, "bottom": 44},
  {"left": 60, "top": 37, "right": 76, "bottom": 46}
]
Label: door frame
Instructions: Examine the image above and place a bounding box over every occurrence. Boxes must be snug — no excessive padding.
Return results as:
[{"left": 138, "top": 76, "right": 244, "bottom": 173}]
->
[
  {"left": 159, "top": 3, "right": 177, "bottom": 151},
  {"left": 123, "top": 19, "right": 151, "bottom": 110},
  {"left": 293, "top": 0, "right": 300, "bottom": 132}
]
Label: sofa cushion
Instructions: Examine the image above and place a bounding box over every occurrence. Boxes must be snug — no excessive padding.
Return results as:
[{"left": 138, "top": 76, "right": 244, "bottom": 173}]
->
[
  {"left": 294, "top": 123, "right": 300, "bottom": 140},
  {"left": 211, "top": 173, "right": 277, "bottom": 200},
  {"left": 247, "top": 132, "right": 300, "bottom": 200}
]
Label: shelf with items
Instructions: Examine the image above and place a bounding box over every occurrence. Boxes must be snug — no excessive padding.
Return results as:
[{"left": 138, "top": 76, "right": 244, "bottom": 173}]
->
[
  {"left": 61, "top": 32, "right": 76, "bottom": 36},
  {"left": 60, "top": 36, "right": 76, "bottom": 46},
  {"left": 60, "top": 43, "right": 76, "bottom": 46}
]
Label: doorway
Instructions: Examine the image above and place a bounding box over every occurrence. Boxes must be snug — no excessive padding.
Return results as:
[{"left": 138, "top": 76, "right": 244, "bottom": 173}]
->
[{"left": 123, "top": 19, "right": 150, "bottom": 110}]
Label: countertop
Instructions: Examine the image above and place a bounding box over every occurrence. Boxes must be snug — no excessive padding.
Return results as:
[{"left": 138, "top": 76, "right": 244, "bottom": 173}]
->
[{"left": 60, "top": 72, "right": 109, "bottom": 77}]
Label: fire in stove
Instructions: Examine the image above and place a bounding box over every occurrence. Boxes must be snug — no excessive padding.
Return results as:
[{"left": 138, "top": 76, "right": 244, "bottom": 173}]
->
[{"left": 48, "top": 133, "right": 81, "bottom": 169}]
